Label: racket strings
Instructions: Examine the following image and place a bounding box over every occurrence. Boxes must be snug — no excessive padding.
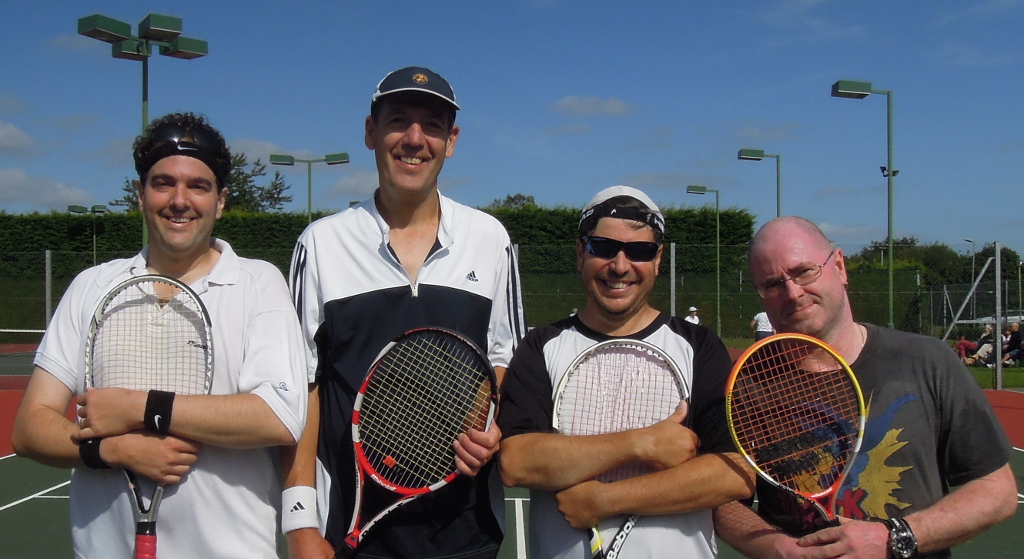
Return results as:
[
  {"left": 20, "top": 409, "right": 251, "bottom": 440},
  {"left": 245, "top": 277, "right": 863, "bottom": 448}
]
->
[
  {"left": 728, "top": 340, "right": 860, "bottom": 497},
  {"left": 556, "top": 344, "right": 684, "bottom": 483},
  {"left": 89, "top": 280, "right": 212, "bottom": 395},
  {"left": 359, "top": 332, "right": 492, "bottom": 489}
]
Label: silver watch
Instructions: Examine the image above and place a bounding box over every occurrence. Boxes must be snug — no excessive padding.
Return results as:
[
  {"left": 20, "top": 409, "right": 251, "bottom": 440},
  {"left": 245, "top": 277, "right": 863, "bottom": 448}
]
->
[{"left": 885, "top": 517, "right": 918, "bottom": 559}]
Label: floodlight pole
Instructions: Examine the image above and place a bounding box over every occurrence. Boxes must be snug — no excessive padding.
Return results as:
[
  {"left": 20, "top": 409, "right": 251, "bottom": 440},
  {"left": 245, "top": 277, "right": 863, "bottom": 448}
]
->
[
  {"left": 832, "top": 80, "right": 895, "bottom": 328},
  {"left": 77, "top": 13, "right": 209, "bottom": 247},
  {"left": 965, "top": 238, "right": 976, "bottom": 319},
  {"left": 270, "top": 153, "right": 351, "bottom": 223},
  {"left": 686, "top": 185, "right": 721, "bottom": 336},
  {"left": 737, "top": 149, "right": 781, "bottom": 217},
  {"left": 68, "top": 204, "right": 108, "bottom": 266}
]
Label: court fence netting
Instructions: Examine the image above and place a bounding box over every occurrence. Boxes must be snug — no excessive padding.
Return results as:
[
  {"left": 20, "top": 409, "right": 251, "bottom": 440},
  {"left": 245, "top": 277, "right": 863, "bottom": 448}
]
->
[{"left": 1, "top": 246, "right": 1019, "bottom": 345}]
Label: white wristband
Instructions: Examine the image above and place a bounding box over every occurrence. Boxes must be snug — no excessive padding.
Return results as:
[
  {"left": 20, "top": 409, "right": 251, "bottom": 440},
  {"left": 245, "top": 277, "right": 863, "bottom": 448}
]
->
[{"left": 281, "top": 486, "right": 318, "bottom": 533}]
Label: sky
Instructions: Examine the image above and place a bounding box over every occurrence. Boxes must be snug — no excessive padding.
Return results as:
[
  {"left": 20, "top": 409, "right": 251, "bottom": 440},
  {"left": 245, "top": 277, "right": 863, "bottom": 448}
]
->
[{"left": 1, "top": 0, "right": 1022, "bottom": 256}]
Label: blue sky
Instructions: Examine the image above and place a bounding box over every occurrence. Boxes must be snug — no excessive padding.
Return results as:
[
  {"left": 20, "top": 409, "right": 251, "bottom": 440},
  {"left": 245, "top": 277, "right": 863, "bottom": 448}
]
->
[{"left": 2, "top": 1, "right": 1022, "bottom": 256}]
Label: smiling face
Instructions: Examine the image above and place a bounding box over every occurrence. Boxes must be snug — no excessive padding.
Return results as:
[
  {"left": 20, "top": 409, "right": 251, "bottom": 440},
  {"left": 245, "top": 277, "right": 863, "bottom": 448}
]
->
[
  {"left": 577, "top": 217, "right": 662, "bottom": 330},
  {"left": 138, "top": 155, "right": 225, "bottom": 264},
  {"left": 364, "top": 93, "right": 459, "bottom": 199}
]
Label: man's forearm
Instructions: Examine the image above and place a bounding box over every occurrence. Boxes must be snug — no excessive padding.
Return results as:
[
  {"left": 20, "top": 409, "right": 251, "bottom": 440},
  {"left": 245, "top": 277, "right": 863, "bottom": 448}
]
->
[
  {"left": 906, "top": 463, "right": 1017, "bottom": 554},
  {"left": 603, "top": 452, "right": 754, "bottom": 516}
]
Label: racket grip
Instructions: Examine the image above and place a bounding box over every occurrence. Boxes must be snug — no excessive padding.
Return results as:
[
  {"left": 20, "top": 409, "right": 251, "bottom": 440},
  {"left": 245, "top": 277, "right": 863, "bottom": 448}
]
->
[
  {"left": 589, "top": 527, "right": 606, "bottom": 559},
  {"left": 134, "top": 522, "right": 156, "bottom": 559}
]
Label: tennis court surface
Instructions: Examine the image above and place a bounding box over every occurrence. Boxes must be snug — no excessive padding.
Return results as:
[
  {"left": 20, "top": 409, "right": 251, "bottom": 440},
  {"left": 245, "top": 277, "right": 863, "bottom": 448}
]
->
[{"left": 2, "top": 343, "right": 1023, "bottom": 558}]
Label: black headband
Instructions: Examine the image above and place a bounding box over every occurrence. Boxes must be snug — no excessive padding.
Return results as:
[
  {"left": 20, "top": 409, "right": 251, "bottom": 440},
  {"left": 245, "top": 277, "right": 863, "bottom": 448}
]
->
[{"left": 133, "top": 123, "right": 231, "bottom": 187}]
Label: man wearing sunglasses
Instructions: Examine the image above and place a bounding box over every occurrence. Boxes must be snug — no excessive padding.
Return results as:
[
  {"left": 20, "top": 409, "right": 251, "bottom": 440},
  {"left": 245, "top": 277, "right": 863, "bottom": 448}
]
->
[
  {"left": 13, "top": 112, "right": 308, "bottom": 557},
  {"left": 714, "top": 216, "right": 1016, "bottom": 559},
  {"left": 498, "top": 186, "right": 754, "bottom": 558},
  {"left": 281, "top": 67, "right": 526, "bottom": 559}
]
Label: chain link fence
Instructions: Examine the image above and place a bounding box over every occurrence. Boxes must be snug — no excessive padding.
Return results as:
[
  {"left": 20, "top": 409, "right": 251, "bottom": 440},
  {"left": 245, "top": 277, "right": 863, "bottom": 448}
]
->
[{"left": 2, "top": 246, "right": 1012, "bottom": 344}]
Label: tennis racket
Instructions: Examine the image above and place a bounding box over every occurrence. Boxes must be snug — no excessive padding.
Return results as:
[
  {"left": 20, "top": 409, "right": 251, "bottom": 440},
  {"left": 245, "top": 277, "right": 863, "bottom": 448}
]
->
[
  {"left": 725, "top": 333, "right": 865, "bottom": 526},
  {"left": 552, "top": 339, "right": 689, "bottom": 559},
  {"left": 84, "top": 275, "right": 214, "bottom": 559},
  {"left": 338, "top": 327, "right": 498, "bottom": 557}
]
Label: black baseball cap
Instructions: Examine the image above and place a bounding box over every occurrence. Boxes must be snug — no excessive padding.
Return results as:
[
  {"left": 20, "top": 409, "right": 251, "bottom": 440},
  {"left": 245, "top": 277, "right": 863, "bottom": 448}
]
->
[{"left": 371, "top": 66, "right": 460, "bottom": 110}]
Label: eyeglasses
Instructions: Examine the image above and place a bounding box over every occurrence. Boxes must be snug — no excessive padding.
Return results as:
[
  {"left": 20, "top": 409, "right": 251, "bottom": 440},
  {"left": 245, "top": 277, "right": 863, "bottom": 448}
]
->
[
  {"left": 754, "top": 250, "right": 836, "bottom": 299},
  {"left": 582, "top": 236, "right": 661, "bottom": 262}
]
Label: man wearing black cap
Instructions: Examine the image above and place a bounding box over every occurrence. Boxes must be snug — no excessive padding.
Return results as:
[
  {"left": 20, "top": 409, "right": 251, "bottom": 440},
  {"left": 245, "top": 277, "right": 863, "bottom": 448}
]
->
[
  {"left": 281, "top": 67, "right": 526, "bottom": 558},
  {"left": 13, "top": 112, "right": 308, "bottom": 558},
  {"left": 497, "top": 186, "right": 754, "bottom": 558}
]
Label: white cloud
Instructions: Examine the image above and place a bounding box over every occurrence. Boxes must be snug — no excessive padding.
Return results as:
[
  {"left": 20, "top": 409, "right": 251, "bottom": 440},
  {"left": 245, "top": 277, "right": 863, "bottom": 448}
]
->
[
  {"left": 227, "top": 138, "right": 290, "bottom": 163},
  {"left": 550, "top": 96, "right": 635, "bottom": 117},
  {"left": 0, "top": 121, "right": 34, "bottom": 154},
  {"left": 0, "top": 167, "right": 91, "bottom": 211},
  {"left": 49, "top": 33, "right": 99, "bottom": 51},
  {"left": 818, "top": 221, "right": 884, "bottom": 247},
  {"left": 325, "top": 166, "right": 378, "bottom": 199}
]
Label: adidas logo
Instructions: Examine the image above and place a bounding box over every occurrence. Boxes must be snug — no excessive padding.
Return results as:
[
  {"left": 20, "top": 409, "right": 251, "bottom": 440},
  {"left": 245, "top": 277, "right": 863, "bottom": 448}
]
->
[
  {"left": 466, "top": 271, "right": 479, "bottom": 282},
  {"left": 290, "top": 502, "right": 307, "bottom": 513}
]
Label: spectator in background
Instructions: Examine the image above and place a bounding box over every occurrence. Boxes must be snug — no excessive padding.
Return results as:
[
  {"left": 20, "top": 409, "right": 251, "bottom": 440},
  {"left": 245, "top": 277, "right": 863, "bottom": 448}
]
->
[
  {"left": 750, "top": 311, "right": 774, "bottom": 341},
  {"left": 684, "top": 306, "right": 700, "bottom": 324},
  {"left": 999, "top": 322, "right": 1021, "bottom": 367},
  {"left": 954, "top": 324, "right": 992, "bottom": 361}
]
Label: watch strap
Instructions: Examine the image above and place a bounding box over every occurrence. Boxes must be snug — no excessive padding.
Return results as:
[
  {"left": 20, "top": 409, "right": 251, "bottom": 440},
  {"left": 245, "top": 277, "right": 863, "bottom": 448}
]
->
[{"left": 885, "top": 516, "right": 918, "bottom": 559}]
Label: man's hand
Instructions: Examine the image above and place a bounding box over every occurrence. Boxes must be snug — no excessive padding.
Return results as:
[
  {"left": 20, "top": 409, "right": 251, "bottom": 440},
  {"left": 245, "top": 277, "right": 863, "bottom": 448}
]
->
[
  {"left": 76, "top": 387, "right": 147, "bottom": 439},
  {"left": 555, "top": 479, "right": 606, "bottom": 529},
  {"left": 790, "top": 518, "right": 888, "bottom": 556},
  {"left": 71, "top": 431, "right": 200, "bottom": 484},
  {"left": 635, "top": 401, "right": 698, "bottom": 470},
  {"left": 286, "top": 528, "right": 335, "bottom": 559},
  {"left": 454, "top": 421, "right": 501, "bottom": 476}
]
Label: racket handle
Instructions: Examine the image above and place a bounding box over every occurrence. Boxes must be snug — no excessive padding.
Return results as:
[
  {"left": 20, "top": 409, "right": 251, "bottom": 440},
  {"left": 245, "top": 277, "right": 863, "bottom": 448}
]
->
[
  {"left": 589, "top": 526, "right": 606, "bottom": 559},
  {"left": 335, "top": 536, "right": 360, "bottom": 552},
  {"left": 134, "top": 521, "right": 157, "bottom": 559}
]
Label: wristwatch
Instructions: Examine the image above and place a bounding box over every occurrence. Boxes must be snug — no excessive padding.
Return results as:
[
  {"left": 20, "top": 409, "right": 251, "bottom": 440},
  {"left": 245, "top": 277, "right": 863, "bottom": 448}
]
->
[{"left": 885, "top": 517, "right": 919, "bottom": 559}]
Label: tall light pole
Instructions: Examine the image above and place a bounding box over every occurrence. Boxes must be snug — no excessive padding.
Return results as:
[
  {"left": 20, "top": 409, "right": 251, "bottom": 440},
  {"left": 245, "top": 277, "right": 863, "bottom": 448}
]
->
[
  {"left": 832, "top": 79, "right": 896, "bottom": 328},
  {"left": 1018, "top": 261, "right": 1022, "bottom": 319},
  {"left": 687, "top": 185, "right": 721, "bottom": 336},
  {"left": 78, "top": 13, "right": 208, "bottom": 246},
  {"left": 68, "top": 204, "right": 108, "bottom": 266},
  {"left": 737, "top": 148, "right": 781, "bottom": 217},
  {"left": 965, "top": 238, "right": 976, "bottom": 320},
  {"left": 270, "top": 153, "right": 350, "bottom": 223}
]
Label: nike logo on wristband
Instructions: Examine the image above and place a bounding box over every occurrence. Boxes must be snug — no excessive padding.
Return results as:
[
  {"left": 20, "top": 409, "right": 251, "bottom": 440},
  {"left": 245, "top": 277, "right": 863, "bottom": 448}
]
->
[{"left": 154, "top": 415, "right": 163, "bottom": 431}]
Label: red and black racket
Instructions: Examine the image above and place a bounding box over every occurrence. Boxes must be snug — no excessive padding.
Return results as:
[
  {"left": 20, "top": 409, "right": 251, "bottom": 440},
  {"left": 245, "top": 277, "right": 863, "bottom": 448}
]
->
[
  {"left": 553, "top": 339, "right": 689, "bottom": 559},
  {"left": 338, "top": 327, "right": 497, "bottom": 557},
  {"left": 725, "top": 333, "right": 865, "bottom": 525},
  {"left": 84, "top": 275, "right": 214, "bottom": 559}
]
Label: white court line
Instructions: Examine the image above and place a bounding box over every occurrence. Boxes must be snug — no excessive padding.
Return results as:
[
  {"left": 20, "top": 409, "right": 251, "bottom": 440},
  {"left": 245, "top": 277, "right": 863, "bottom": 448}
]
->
[
  {"left": 0, "top": 453, "right": 16, "bottom": 462},
  {"left": 507, "top": 497, "right": 528, "bottom": 559},
  {"left": 0, "top": 481, "right": 70, "bottom": 513}
]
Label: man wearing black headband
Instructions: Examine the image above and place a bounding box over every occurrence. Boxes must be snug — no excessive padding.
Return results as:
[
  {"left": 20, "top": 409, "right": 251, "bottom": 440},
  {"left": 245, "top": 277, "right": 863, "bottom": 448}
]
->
[
  {"left": 497, "top": 186, "right": 754, "bottom": 558},
  {"left": 281, "top": 68, "right": 526, "bottom": 558},
  {"left": 13, "top": 112, "right": 308, "bottom": 558}
]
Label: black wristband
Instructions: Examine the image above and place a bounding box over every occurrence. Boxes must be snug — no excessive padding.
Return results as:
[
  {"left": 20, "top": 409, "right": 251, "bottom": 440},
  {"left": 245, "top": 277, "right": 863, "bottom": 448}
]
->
[
  {"left": 144, "top": 390, "right": 175, "bottom": 435},
  {"left": 79, "top": 437, "right": 110, "bottom": 469}
]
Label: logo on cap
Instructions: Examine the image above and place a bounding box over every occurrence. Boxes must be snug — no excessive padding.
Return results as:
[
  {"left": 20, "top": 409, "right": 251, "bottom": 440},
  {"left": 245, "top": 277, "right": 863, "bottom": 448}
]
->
[{"left": 413, "top": 73, "right": 429, "bottom": 84}]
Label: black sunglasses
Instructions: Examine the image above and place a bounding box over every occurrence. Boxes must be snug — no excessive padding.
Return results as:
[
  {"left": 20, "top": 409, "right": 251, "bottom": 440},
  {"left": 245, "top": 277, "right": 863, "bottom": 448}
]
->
[{"left": 582, "top": 236, "right": 661, "bottom": 262}]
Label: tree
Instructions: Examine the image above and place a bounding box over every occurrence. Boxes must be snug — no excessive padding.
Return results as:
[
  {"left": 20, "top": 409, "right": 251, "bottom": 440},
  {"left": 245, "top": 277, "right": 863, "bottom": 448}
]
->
[
  {"left": 109, "top": 152, "right": 293, "bottom": 213},
  {"left": 484, "top": 193, "right": 538, "bottom": 210}
]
